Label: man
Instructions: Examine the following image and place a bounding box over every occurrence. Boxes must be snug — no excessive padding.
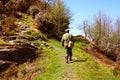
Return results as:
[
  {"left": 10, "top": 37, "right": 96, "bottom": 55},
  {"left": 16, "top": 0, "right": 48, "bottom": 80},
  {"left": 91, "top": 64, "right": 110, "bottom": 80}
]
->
[{"left": 61, "top": 29, "right": 74, "bottom": 63}]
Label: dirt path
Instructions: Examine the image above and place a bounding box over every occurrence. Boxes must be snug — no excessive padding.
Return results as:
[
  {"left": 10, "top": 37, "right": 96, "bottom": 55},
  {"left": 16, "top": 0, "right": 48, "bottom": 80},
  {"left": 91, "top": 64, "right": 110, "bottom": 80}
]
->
[
  {"left": 63, "top": 64, "right": 77, "bottom": 80},
  {"left": 47, "top": 40, "right": 79, "bottom": 80}
]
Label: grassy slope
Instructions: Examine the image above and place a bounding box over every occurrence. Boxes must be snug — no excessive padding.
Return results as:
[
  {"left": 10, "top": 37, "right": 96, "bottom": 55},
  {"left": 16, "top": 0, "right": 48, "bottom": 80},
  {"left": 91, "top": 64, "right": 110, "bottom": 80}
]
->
[
  {"left": 33, "top": 39, "right": 120, "bottom": 80},
  {"left": 0, "top": 39, "right": 9, "bottom": 44}
]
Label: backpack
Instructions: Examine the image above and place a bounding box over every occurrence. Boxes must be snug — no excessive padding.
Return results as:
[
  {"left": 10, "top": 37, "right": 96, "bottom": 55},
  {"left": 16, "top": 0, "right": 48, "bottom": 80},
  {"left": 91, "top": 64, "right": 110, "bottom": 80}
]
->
[{"left": 68, "top": 41, "right": 74, "bottom": 48}]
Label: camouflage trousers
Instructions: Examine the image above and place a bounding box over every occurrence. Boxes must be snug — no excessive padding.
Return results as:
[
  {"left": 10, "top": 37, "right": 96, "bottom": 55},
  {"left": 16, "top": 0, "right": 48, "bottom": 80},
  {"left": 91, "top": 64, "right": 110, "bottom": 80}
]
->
[{"left": 65, "top": 46, "right": 72, "bottom": 60}]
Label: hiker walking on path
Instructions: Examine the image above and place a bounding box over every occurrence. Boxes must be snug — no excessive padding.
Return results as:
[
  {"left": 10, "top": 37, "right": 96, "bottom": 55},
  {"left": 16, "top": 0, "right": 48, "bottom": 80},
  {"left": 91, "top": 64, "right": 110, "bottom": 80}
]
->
[{"left": 61, "top": 29, "right": 74, "bottom": 63}]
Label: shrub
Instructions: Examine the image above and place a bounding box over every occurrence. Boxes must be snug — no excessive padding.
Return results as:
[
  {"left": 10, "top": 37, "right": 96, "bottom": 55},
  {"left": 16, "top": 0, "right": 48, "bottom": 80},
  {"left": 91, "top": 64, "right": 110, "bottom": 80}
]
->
[{"left": 25, "top": 30, "right": 47, "bottom": 41}]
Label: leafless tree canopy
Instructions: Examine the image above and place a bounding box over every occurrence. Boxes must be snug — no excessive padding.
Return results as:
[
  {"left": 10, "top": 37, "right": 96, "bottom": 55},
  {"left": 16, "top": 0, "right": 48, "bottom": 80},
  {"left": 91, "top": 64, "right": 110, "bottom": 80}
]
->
[{"left": 79, "top": 11, "right": 120, "bottom": 61}]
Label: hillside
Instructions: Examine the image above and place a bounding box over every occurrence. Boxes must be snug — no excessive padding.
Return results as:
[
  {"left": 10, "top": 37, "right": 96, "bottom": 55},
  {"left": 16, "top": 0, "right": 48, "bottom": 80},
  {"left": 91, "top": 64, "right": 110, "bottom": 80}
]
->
[
  {"left": 1, "top": 37, "right": 120, "bottom": 80},
  {"left": 0, "top": 0, "right": 70, "bottom": 39},
  {"left": 1, "top": 0, "right": 120, "bottom": 80}
]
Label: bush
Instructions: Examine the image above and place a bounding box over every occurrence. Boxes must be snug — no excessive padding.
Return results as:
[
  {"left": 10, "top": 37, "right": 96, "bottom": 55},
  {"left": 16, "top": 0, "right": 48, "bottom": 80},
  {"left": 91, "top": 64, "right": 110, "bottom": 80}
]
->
[
  {"left": 0, "top": 39, "right": 8, "bottom": 44},
  {"left": 25, "top": 30, "right": 47, "bottom": 41}
]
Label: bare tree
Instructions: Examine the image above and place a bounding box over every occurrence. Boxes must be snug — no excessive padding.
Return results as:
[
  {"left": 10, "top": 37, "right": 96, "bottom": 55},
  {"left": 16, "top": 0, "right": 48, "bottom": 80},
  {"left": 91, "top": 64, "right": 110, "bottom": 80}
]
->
[
  {"left": 83, "top": 20, "right": 89, "bottom": 38},
  {"left": 79, "top": 11, "right": 120, "bottom": 61},
  {"left": 90, "top": 12, "right": 112, "bottom": 46},
  {"left": 115, "top": 17, "right": 120, "bottom": 44}
]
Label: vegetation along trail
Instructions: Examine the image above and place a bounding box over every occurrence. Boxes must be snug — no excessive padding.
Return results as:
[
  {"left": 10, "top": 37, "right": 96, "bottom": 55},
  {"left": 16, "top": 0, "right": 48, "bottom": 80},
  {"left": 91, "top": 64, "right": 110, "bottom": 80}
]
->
[
  {"left": 33, "top": 39, "right": 120, "bottom": 80},
  {"left": 1, "top": 0, "right": 120, "bottom": 80}
]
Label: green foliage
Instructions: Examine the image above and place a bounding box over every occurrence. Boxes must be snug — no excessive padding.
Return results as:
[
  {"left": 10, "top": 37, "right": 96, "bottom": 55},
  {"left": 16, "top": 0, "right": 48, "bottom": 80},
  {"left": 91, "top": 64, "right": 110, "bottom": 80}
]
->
[
  {"left": 17, "top": 13, "right": 47, "bottom": 41},
  {"left": 0, "top": 39, "right": 8, "bottom": 44},
  {"left": 48, "top": 0, "right": 70, "bottom": 37},
  {"left": 33, "top": 39, "right": 120, "bottom": 80},
  {"left": 38, "top": 0, "right": 71, "bottom": 39},
  {"left": 25, "top": 30, "right": 47, "bottom": 41},
  {"left": 0, "top": 0, "right": 71, "bottom": 40},
  {"left": 20, "top": 13, "right": 38, "bottom": 28}
]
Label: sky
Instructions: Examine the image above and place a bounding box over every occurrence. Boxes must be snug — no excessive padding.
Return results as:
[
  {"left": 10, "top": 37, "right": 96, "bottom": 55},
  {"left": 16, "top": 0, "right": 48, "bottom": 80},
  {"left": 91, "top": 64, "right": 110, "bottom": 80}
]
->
[{"left": 63, "top": 0, "right": 120, "bottom": 36}]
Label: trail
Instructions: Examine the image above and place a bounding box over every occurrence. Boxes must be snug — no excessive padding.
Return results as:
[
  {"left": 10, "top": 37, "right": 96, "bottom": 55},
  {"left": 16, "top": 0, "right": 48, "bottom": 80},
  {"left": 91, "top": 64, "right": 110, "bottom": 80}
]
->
[
  {"left": 46, "top": 40, "right": 88, "bottom": 80},
  {"left": 45, "top": 40, "right": 78, "bottom": 80},
  {"left": 33, "top": 39, "right": 119, "bottom": 80}
]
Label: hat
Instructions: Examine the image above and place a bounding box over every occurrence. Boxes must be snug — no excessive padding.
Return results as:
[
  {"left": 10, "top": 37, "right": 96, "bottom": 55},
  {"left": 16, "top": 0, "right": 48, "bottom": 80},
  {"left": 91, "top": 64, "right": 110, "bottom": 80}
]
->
[{"left": 65, "top": 29, "right": 69, "bottom": 32}]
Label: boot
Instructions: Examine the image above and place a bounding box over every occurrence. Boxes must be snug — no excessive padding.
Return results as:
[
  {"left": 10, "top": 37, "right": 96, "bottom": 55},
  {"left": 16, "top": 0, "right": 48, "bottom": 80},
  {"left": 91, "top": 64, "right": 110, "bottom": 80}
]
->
[{"left": 69, "top": 56, "right": 72, "bottom": 61}]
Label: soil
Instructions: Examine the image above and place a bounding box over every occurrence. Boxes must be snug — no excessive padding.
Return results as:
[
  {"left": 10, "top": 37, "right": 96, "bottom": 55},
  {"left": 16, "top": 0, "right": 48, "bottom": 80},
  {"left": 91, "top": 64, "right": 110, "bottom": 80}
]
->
[
  {"left": 81, "top": 38, "right": 120, "bottom": 71},
  {"left": 85, "top": 47, "right": 115, "bottom": 69},
  {"left": 0, "top": 44, "right": 40, "bottom": 78}
]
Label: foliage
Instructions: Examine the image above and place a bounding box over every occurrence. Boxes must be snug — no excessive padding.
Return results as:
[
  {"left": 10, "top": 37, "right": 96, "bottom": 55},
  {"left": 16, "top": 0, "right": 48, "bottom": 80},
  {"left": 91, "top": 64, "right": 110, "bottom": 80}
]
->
[
  {"left": 0, "top": 39, "right": 8, "bottom": 44},
  {"left": 0, "top": 0, "right": 20, "bottom": 36},
  {"left": 24, "top": 30, "right": 47, "bottom": 41},
  {"left": 115, "top": 17, "right": 120, "bottom": 44},
  {"left": 0, "top": 14, "right": 18, "bottom": 36},
  {"left": 0, "top": 0, "right": 71, "bottom": 40},
  {"left": 18, "top": 13, "right": 47, "bottom": 41},
  {"left": 20, "top": 13, "right": 39, "bottom": 29},
  {"left": 37, "top": 0, "right": 71, "bottom": 39},
  {"left": 50, "top": 0, "right": 71, "bottom": 38},
  {"left": 80, "top": 11, "right": 120, "bottom": 61}
]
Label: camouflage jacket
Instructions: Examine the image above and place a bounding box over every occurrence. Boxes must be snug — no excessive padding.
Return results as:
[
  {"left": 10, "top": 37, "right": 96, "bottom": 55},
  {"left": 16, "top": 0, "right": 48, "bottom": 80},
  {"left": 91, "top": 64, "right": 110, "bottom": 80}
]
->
[{"left": 61, "top": 33, "right": 74, "bottom": 48}]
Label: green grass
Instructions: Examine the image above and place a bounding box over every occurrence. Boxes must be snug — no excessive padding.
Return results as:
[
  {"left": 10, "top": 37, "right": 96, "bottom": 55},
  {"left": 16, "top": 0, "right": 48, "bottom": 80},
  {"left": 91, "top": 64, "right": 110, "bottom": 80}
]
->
[
  {"left": 71, "top": 41, "right": 119, "bottom": 80},
  {"left": 32, "top": 39, "right": 120, "bottom": 80},
  {"left": 33, "top": 39, "right": 65, "bottom": 80},
  {"left": 0, "top": 39, "right": 8, "bottom": 44}
]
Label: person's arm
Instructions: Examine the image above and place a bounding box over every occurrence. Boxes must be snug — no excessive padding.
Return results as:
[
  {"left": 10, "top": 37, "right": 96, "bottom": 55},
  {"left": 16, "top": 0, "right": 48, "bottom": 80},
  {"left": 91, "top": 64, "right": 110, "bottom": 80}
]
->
[{"left": 70, "top": 34, "right": 74, "bottom": 41}]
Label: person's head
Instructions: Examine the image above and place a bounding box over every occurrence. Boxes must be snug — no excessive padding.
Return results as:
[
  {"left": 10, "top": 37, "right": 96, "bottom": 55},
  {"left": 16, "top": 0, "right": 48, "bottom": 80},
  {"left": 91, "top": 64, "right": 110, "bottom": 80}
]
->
[{"left": 65, "top": 29, "right": 69, "bottom": 33}]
